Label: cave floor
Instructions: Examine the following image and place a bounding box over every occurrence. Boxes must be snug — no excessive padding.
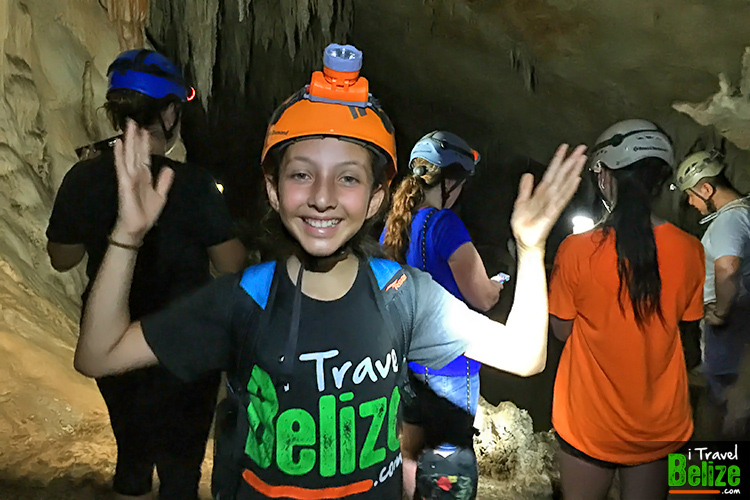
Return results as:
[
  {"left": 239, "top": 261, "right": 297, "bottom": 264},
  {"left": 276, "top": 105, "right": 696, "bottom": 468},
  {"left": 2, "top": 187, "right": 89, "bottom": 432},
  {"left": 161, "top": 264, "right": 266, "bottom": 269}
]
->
[{"left": 0, "top": 379, "right": 724, "bottom": 500}]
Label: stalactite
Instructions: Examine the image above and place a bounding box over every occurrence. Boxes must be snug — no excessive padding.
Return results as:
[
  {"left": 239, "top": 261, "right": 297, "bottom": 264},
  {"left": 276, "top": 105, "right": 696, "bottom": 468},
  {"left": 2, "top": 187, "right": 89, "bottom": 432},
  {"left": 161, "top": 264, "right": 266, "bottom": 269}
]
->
[
  {"left": 674, "top": 47, "right": 750, "bottom": 151},
  {"left": 185, "top": 0, "right": 219, "bottom": 110},
  {"left": 148, "top": 0, "right": 219, "bottom": 110},
  {"left": 107, "top": 0, "right": 150, "bottom": 51},
  {"left": 149, "top": 0, "right": 353, "bottom": 110},
  {"left": 317, "top": 0, "right": 335, "bottom": 43},
  {"left": 238, "top": 0, "right": 247, "bottom": 23},
  {"left": 510, "top": 45, "right": 537, "bottom": 94},
  {"left": 218, "top": 0, "right": 252, "bottom": 92}
]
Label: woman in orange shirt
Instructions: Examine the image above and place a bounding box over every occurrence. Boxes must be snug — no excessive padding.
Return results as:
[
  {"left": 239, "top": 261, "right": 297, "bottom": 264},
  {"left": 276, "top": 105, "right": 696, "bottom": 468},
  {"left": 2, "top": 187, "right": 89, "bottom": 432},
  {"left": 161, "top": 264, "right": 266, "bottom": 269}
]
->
[{"left": 549, "top": 119, "right": 705, "bottom": 499}]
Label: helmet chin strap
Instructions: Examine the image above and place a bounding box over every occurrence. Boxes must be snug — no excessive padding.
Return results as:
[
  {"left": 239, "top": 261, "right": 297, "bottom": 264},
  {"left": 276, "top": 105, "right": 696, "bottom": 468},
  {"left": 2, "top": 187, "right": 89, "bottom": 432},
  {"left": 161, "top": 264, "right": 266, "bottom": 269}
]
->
[
  {"left": 158, "top": 107, "right": 181, "bottom": 144},
  {"left": 440, "top": 178, "right": 465, "bottom": 209},
  {"left": 296, "top": 246, "right": 351, "bottom": 273},
  {"left": 689, "top": 187, "right": 717, "bottom": 214},
  {"left": 597, "top": 171, "right": 616, "bottom": 214}
]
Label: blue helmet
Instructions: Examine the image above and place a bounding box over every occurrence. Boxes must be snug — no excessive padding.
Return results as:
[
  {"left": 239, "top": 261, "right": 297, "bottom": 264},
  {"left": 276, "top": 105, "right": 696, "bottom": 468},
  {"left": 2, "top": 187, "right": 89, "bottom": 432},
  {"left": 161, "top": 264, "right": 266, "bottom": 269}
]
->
[
  {"left": 107, "top": 49, "right": 187, "bottom": 102},
  {"left": 409, "top": 130, "right": 480, "bottom": 176}
]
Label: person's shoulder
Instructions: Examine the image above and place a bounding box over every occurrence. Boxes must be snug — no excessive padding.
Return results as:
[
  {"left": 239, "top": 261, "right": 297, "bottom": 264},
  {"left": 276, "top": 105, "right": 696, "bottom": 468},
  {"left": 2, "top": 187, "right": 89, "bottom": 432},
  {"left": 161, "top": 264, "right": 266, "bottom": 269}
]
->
[
  {"left": 660, "top": 222, "right": 699, "bottom": 241},
  {"left": 63, "top": 150, "right": 113, "bottom": 182},
  {"left": 558, "top": 229, "right": 599, "bottom": 252},
  {"left": 718, "top": 203, "right": 750, "bottom": 225},
  {"left": 157, "top": 157, "right": 217, "bottom": 184},
  {"left": 659, "top": 223, "right": 704, "bottom": 257},
  {"left": 431, "top": 208, "right": 468, "bottom": 233},
  {"left": 370, "top": 261, "right": 431, "bottom": 297},
  {"left": 435, "top": 208, "right": 463, "bottom": 223},
  {"left": 553, "top": 230, "right": 604, "bottom": 268}
]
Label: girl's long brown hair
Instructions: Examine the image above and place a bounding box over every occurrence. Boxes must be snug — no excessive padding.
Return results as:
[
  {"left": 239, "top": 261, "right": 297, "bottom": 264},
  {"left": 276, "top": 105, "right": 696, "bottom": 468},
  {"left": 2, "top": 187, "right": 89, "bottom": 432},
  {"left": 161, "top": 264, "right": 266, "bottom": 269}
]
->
[{"left": 382, "top": 158, "right": 466, "bottom": 263}]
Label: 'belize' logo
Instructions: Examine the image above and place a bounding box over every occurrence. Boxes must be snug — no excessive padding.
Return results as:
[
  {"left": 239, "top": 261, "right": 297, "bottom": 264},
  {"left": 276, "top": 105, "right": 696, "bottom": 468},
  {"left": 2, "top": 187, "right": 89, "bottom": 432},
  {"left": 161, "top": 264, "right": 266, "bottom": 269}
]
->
[
  {"left": 241, "top": 349, "right": 404, "bottom": 499},
  {"left": 668, "top": 445, "right": 742, "bottom": 495}
]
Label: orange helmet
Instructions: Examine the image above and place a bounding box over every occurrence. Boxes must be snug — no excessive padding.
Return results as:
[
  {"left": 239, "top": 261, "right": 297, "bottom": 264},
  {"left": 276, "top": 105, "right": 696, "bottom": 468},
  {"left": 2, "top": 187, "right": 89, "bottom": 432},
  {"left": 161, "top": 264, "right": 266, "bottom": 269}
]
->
[{"left": 261, "top": 44, "right": 397, "bottom": 182}]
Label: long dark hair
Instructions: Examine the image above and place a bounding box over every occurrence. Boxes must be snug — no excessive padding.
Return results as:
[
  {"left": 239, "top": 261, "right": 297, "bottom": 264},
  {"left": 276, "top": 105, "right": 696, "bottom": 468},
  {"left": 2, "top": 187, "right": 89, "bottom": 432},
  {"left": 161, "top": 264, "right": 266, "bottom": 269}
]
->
[
  {"left": 382, "top": 159, "right": 468, "bottom": 263},
  {"left": 599, "top": 157, "right": 672, "bottom": 327}
]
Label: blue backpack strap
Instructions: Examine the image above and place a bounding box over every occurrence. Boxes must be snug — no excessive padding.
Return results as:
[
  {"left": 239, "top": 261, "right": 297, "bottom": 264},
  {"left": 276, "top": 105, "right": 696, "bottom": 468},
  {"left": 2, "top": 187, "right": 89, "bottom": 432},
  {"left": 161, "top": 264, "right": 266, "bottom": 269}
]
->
[
  {"left": 239, "top": 261, "right": 276, "bottom": 309},
  {"left": 215, "top": 262, "right": 278, "bottom": 500},
  {"left": 367, "top": 258, "right": 414, "bottom": 387},
  {"left": 369, "top": 257, "right": 403, "bottom": 290}
]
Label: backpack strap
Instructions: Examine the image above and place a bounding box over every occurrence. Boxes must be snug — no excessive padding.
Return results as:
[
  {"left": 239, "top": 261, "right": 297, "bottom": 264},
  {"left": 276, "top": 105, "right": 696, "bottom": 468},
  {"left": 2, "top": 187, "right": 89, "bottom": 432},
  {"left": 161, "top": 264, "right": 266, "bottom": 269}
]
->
[
  {"left": 239, "top": 261, "right": 276, "bottom": 310},
  {"left": 369, "top": 257, "right": 403, "bottom": 289},
  {"left": 420, "top": 208, "right": 439, "bottom": 273},
  {"left": 232, "top": 261, "right": 277, "bottom": 391},
  {"left": 367, "top": 258, "right": 414, "bottom": 382},
  {"left": 213, "top": 261, "right": 279, "bottom": 499}
]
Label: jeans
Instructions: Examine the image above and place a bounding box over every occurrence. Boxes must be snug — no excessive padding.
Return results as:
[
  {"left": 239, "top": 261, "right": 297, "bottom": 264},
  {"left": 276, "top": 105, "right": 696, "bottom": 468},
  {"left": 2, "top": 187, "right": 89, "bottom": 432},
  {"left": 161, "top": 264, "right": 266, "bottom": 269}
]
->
[{"left": 704, "top": 304, "right": 750, "bottom": 403}]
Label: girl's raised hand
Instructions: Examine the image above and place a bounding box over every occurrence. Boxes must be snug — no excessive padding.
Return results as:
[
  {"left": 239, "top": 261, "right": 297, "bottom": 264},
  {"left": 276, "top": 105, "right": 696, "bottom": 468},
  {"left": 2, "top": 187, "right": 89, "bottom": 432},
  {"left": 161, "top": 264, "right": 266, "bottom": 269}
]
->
[
  {"left": 112, "top": 120, "right": 174, "bottom": 243},
  {"left": 510, "top": 144, "right": 587, "bottom": 251}
]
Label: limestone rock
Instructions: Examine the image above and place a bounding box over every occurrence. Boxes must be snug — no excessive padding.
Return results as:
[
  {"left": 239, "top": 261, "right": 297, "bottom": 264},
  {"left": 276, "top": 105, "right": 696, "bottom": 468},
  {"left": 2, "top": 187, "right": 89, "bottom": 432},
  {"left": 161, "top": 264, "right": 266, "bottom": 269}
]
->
[
  {"left": 674, "top": 47, "right": 750, "bottom": 151},
  {"left": 474, "top": 398, "right": 558, "bottom": 500}
]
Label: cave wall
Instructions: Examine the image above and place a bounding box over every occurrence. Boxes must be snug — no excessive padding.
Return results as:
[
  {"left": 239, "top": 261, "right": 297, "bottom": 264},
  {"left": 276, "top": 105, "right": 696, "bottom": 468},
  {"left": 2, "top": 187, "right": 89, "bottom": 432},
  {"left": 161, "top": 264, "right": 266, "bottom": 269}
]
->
[
  {"left": 351, "top": 0, "right": 750, "bottom": 247},
  {"left": 0, "top": 0, "right": 124, "bottom": 481},
  {"left": 1, "top": 0, "right": 121, "bottom": 317}
]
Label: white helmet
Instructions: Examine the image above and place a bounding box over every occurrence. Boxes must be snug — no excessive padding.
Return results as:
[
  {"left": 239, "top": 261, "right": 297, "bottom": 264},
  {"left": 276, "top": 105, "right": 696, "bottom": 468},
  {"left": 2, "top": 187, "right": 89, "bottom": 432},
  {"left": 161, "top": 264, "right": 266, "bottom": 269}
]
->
[
  {"left": 674, "top": 151, "right": 725, "bottom": 192},
  {"left": 590, "top": 119, "right": 674, "bottom": 170}
]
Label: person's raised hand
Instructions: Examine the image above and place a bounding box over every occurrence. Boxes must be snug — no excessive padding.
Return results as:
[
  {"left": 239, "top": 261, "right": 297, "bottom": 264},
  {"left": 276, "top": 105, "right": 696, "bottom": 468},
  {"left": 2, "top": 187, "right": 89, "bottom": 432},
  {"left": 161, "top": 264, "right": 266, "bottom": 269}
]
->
[
  {"left": 510, "top": 144, "right": 587, "bottom": 251},
  {"left": 111, "top": 120, "right": 174, "bottom": 245}
]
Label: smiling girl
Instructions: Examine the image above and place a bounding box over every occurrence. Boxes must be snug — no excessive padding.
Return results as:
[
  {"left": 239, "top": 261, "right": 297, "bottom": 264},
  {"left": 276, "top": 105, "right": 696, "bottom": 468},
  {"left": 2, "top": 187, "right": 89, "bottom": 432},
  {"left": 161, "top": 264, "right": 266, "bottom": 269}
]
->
[{"left": 73, "top": 44, "right": 586, "bottom": 499}]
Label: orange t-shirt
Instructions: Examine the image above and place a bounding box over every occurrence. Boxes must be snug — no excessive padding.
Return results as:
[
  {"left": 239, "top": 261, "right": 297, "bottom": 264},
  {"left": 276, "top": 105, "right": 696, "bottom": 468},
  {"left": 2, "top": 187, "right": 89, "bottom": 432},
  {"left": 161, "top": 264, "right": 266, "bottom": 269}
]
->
[{"left": 549, "top": 223, "right": 704, "bottom": 465}]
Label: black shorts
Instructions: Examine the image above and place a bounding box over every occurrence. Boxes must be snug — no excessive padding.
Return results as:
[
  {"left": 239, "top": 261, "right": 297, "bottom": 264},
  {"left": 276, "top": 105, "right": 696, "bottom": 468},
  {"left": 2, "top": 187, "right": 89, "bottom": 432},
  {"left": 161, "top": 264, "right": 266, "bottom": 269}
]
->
[
  {"left": 556, "top": 434, "right": 673, "bottom": 470},
  {"left": 556, "top": 434, "right": 622, "bottom": 469},
  {"left": 402, "top": 373, "right": 475, "bottom": 449}
]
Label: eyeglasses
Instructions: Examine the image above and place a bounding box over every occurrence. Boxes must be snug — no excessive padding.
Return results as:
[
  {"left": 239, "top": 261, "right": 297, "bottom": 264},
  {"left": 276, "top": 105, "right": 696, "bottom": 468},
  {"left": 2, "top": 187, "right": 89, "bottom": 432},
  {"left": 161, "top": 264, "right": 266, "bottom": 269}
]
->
[{"left": 75, "top": 135, "right": 121, "bottom": 160}]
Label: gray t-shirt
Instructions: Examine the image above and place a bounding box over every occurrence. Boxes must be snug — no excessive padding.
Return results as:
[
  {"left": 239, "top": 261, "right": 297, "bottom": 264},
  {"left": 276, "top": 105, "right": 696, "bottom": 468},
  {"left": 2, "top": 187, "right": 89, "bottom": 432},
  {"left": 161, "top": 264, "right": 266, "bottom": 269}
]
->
[
  {"left": 702, "top": 199, "right": 750, "bottom": 304},
  {"left": 402, "top": 266, "right": 499, "bottom": 368},
  {"left": 141, "top": 260, "right": 497, "bottom": 382}
]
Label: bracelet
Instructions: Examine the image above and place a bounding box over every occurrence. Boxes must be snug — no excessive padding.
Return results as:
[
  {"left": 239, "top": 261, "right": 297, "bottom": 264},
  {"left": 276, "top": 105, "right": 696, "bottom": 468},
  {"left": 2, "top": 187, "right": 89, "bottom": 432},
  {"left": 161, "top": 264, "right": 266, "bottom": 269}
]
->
[{"left": 108, "top": 236, "right": 142, "bottom": 251}]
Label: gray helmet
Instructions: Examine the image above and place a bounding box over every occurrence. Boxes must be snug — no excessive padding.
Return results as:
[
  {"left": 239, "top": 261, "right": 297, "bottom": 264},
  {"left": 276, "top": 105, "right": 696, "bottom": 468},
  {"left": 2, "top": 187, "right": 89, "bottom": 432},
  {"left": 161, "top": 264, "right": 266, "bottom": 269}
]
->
[
  {"left": 409, "top": 130, "right": 480, "bottom": 176},
  {"left": 589, "top": 119, "right": 674, "bottom": 170},
  {"left": 674, "top": 151, "right": 725, "bottom": 191}
]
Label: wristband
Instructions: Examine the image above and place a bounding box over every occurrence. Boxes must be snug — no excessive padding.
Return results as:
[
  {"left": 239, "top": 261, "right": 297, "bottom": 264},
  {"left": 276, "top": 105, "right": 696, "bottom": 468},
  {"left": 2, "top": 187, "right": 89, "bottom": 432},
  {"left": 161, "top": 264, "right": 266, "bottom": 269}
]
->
[{"left": 108, "top": 236, "right": 142, "bottom": 251}]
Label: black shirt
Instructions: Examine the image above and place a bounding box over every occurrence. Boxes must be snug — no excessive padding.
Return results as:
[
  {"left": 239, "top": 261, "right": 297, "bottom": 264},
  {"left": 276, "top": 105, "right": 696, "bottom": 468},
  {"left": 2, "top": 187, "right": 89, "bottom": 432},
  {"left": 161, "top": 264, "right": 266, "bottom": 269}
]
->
[
  {"left": 145, "top": 262, "right": 404, "bottom": 498},
  {"left": 140, "top": 259, "right": 480, "bottom": 498},
  {"left": 46, "top": 149, "right": 234, "bottom": 319}
]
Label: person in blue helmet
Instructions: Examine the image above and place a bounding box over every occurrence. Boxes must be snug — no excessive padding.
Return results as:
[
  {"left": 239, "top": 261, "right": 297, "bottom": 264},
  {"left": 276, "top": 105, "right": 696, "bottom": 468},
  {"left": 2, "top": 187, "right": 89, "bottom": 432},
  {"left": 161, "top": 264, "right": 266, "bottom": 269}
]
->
[
  {"left": 381, "top": 131, "right": 502, "bottom": 499},
  {"left": 46, "top": 49, "right": 247, "bottom": 500}
]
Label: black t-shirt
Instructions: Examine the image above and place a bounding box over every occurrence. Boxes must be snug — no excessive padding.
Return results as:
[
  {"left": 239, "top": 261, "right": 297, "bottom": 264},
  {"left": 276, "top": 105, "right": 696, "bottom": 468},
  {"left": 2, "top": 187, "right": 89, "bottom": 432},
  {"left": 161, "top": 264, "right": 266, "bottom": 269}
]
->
[
  {"left": 146, "top": 263, "right": 403, "bottom": 498},
  {"left": 46, "top": 149, "right": 234, "bottom": 319},
  {"left": 141, "top": 259, "right": 484, "bottom": 498}
]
